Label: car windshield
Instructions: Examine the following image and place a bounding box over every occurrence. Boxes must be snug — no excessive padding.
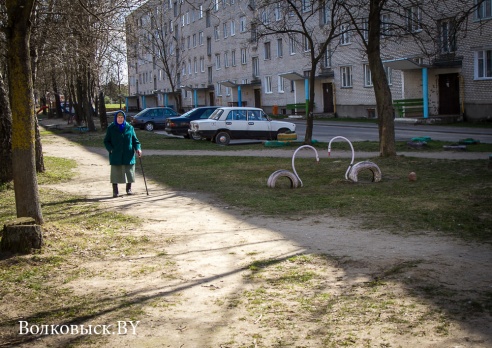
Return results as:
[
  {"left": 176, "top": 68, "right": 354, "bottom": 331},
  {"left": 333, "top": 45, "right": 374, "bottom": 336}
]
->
[
  {"left": 179, "top": 109, "right": 195, "bottom": 118},
  {"left": 134, "top": 109, "right": 148, "bottom": 117}
]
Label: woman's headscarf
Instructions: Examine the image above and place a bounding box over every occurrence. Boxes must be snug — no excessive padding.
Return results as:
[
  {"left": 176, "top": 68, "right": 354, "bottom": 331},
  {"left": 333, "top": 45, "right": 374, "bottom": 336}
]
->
[{"left": 114, "top": 111, "right": 126, "bottom": 132}]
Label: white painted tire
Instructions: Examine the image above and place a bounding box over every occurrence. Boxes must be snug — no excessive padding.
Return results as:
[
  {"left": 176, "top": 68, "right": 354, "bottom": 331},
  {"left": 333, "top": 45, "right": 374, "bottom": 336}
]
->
[
  {"left": 348, "top": 161, "right": 382, "bottom": 183},
  {"left": 267, "top": 170, "right": 300, "bottom": 188}
]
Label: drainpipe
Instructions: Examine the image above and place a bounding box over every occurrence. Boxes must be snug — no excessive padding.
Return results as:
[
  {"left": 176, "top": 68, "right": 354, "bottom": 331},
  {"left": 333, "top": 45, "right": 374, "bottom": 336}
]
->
[
  {"left": 194, "top": 89, "right": 198, "bottom": 108},
  {"left": 238, "top": 85, "right": 242, "bottom": 106},
  {"left": 305, "top": 78, "right": 309, "bottom": 117},
  {"left": 422, "top": 67, "right": 429, "bottom": 119}
]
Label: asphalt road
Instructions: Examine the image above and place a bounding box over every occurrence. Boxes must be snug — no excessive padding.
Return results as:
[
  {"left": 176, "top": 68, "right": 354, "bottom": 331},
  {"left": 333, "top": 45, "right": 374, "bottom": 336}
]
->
[{"left": 293, "top": 120, "right": 492, "bottom": 144}]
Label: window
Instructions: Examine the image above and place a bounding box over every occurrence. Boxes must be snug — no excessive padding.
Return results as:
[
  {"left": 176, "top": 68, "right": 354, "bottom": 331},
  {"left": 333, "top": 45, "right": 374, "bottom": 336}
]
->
[
  {"left": 321, "top": 1, "right": 330, "bottom": 25},
  {"left": 323, "top": 47, "right": 332, "bottom": 68},
  {"left": 200, "top": 57, "right": 205, "bottom": 72},
  {"left": 385, "top": 66, "right": 393, "bottom": 85},
  {"left": 381, "top": 14, "right": 391, "bottom": 37},
  {"left": 261, "top": 9, "right": 269, "bottom": 24},
  {"left": 341, "top": 24, "right": 350, "bottom": 45},
  {"left": 252, "top": 57, "right": 259, "bottom": 77},
  {"left": 440, "top": 19, "right": 457, "bottom": 53},
  {"left": 194, "top": 58, "right": 198, "bottom": 73},
  {"left": 214, "top": 26, "right": 220, "bottom": 40},
  {"left": 363, "top": 64, "right": 372, "bottom": 87},
  {"left": 278, "top": 76, "right": 285, "bottom": 93},
  {"left": 340, "top": 66, "right": 352, "bottom": 87},
  {"left": 406, "top": 6, "right": 422, "bottom": 32},
  {"left": 193, "top": 34, "right": 197, "bottom": 47},
  {"left": 208, "top": 67, "right": 213, "bottom": 84},
  {"left": 303, "top": 36, "right": 310, "bottom": 52},
  {"left": 215, "top": 54, "right": 221, "bottom": 69},
  {"left": 241, "top": 48, "right": 247, "bottom": 64},
  {"left": 289, "top": 37, "right": 295, "bottom": 54},
  {"left": 231, "top": 50, "right": 236, "bottom": 66},
  {"left": 277, "top": 38, "right": 283, "bottom": 57},
  {"left": 199, "top": 5, "right": 203, "bottom": 18},
  {"left": 207, "top": 37, "right": 212, "bottom": 56},
  {"left": 199, "top": 31, "right": 204, "bottom": 45},
  {"left": 240, "top": 16, "right": 247, "bottom": 32},
  {"left": 188, "top": 59, "right": 192, "bottom": 74},
  {"left": 223, "top": 22, "right": 228, "bottom": 38},
  {"left": 206, "top": 10, "right": 211, "bottom": 27},
  {"left": 216, "top": 82, "right": 222, "bottom": 96},
  {"left": 264, "top": 42, "right": 271, "bottom": 60},
  {"left": 265, "top": 76, "right": 272, "bottom": 93},
  {"left": 231, "top": 21, "right": 236, "bottom": 36},
  {"left": 214, "top": 0, "right": 219, "bottom": 11},
  {"left": 475, "top": 0, "right": 492, "bottom": 19},
  {"left": 275, "top": 3, "right": 281, "bottom": 21},
  {"left": 187, "top": 36, "right": 191, "bottom": 49},
  {"left": 302, "top": 0, "right": 312, "bottom": 12},
  {"left": 475, "top": 50, "right": 492, "bottom": 79},
  {"left": 224, "top": 51, "right": 229, "bottom": 67}
]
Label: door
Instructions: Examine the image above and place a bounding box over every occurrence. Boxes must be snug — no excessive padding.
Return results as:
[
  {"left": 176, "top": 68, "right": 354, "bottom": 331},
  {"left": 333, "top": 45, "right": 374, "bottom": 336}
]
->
[
  {"left": 209, "top": 92, "right": 215, "bottom": 106},
  {"left": 438, "top": 73, "right": 460, "bottom": 115},
  {"left": 247, "top": 110, "right": 270, "bottom": 139},
  {"left": 323, "top": 83, "right": 334, "bottom": 113},
  {"left": 254, "top": 89, "right": 261, "bottom": 108}
]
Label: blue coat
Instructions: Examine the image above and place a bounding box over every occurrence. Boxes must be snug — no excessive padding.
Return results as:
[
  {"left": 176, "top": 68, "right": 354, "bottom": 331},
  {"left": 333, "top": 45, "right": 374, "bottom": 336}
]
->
[{"left": 104, "top": 122, "right": 141, "bottom": 165}]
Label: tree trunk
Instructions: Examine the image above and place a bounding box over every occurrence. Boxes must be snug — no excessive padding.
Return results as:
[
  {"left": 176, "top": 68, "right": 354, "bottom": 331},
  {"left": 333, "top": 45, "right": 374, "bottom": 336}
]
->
[
  {"left": 368, "top": 0, "right": 396, "bottom": 157},
  {"left": 99, "top": 90, "right": 108, "bottom": 130},
  {"left": 6, "top": 0, "right": 44, "bottom": 224},
  {"left": 53, "top": 77, "right": 64, "bottom": 119},
  {"left": 34, "top": 116, "right": 45, "bottom": 173},
  {"left": 1, "top": 217, "right": 43, "bottom": 254},
  {"left": 0, "top": 72, "right": 13, "bottom": 183}
]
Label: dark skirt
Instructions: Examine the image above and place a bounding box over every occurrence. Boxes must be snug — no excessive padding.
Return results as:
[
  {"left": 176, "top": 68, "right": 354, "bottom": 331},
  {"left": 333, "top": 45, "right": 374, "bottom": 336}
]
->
[{"left": 110, "top": 164, "right": 135, "bottom": 183}]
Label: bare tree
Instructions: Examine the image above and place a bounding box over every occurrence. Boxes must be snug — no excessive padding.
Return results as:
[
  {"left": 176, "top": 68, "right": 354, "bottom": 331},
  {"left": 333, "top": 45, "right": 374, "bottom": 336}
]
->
[
  {"left": 0, "top": 71, "right": 12, "bottom": 184},
  {"left": 126, "top": 0, "right": 188, "bottom": 112},
  {"left": 341, "top": 0, "right": 486, "bottom": 156},
  {"left": 253, "top": 0, "right": 346, "bottom": 143},
  {"left": 4, "top": 0, "right": 43, "bottom": 223}
]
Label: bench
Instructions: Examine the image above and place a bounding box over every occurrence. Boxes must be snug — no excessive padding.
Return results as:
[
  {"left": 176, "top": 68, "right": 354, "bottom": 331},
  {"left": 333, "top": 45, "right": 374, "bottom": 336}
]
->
[
  {"left": 393, "top": 98, "right": 424, "bottom": 118},
  {"left": 286, "top": 103, "right": 314, "bottom": 115}
]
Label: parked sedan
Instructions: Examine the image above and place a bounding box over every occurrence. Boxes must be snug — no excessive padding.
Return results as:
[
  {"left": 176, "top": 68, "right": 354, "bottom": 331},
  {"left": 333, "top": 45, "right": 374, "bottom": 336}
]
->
[
  {"left": 130, "top": 107, "right": 179, "bottom": 131},
  {"left": 188, "top": 107, "right": 296, "bottom": 145},
  {"left": 165, "top": 106, "right": 219, "bottom": 138}
]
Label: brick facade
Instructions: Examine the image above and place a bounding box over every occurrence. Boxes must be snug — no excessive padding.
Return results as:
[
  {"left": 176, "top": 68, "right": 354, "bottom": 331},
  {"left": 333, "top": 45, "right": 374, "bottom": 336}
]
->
[{"left": 126, "top": 0, "right": 492, "bottom": 120}]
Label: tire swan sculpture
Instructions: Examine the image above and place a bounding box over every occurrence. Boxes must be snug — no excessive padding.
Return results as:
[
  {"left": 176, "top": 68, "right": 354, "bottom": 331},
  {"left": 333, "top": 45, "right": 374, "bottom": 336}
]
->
[
  {"left": 328, "top": 136, "right": 382, "bottom": 183},
  {"left": 267, "top": 145, "right": 319, "bottom": 188}
]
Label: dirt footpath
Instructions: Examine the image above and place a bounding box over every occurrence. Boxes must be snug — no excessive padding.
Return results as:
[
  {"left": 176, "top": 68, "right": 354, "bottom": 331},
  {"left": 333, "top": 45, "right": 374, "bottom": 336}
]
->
[{"left": 37, "top": 134, "right": 492, "bottom": 347}]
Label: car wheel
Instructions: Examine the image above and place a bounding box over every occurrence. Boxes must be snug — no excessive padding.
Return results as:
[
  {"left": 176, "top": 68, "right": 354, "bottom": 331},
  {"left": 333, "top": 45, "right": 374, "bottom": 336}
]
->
[
  {"left": 190, "top": 132, "right": 202, "bottom": 140},
  {"left": 144, "top": 122, "right": 154, "bottom": 131},
  {"left": 183, "top": 134, "right": 190, "bottom": 139},
  {"left": 215, "top": 131, "right": 231, "bottom": 146}
]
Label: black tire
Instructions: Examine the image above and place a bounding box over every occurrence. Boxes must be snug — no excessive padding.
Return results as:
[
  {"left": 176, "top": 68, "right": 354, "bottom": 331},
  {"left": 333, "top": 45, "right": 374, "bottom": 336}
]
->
[
  {"left": 190, "top": 132, "right": 202, "bottom": 140},
  {"left": 215, "top": 131, "right": 231, "bottom": 146},
  {"left": 144, "top": 122, "right": 154, "bottom": 131}
]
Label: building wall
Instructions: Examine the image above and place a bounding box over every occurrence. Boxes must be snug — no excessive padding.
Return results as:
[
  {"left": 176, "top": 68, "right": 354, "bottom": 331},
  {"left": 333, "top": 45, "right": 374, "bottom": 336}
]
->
[{"left": 126, "top": 0, "right": 492, "bottom": 120}]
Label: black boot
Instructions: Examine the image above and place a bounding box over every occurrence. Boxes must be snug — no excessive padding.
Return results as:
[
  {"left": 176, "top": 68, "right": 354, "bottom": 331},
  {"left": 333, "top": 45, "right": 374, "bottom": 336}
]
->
[
  {"left": 126, "top": 183, "right": 134, "bottom": 195},
  {"left": 112, "top": 184, "right": 119, "bottom": 198}
]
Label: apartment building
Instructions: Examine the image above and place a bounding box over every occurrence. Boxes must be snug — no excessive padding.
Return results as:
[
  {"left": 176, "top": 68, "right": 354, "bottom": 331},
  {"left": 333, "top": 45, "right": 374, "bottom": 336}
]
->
[{"left": 126, "top": 0, "right": 492, "bottom": 121}]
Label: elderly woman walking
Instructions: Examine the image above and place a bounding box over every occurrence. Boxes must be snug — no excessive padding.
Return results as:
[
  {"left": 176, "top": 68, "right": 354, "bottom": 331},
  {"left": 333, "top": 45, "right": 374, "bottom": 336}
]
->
[{"left": 104, "top": 111, "right": 142, "bottom": 198}]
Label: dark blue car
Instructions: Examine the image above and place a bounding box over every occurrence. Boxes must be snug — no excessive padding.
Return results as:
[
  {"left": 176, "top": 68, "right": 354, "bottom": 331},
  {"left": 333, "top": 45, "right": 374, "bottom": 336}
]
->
[{"left": 164, "top": 106, "right": 218, "bottom": 138}]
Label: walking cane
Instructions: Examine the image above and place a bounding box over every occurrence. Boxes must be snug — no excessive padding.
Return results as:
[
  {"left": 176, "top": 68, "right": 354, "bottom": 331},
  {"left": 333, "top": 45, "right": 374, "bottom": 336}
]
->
[{"left": 139, "top": 155, "right": 149, "bottom": 195}]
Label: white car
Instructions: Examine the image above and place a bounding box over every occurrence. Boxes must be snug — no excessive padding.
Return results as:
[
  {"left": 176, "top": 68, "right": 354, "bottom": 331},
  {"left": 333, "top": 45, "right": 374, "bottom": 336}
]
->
[{"left": 188, "top": 107, "right": 296, "bottom": 145}]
